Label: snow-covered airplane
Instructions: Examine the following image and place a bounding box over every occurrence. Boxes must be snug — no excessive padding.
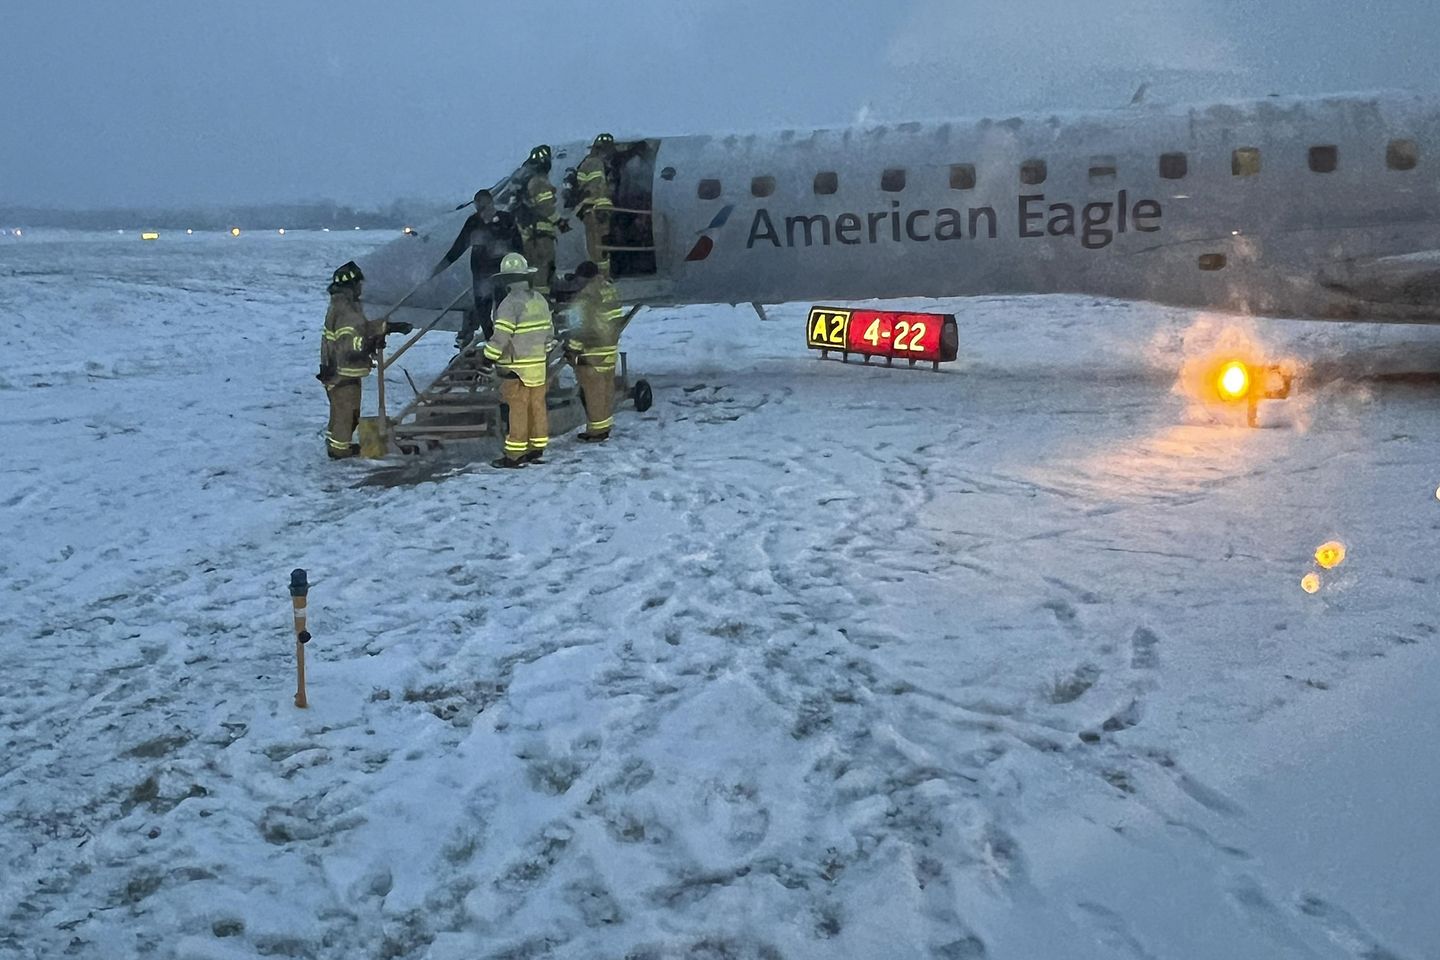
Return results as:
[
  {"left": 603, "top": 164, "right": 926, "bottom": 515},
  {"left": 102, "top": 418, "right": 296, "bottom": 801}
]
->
[{"left": 357, "top": 90, "right": 1440, "bottom": 329}]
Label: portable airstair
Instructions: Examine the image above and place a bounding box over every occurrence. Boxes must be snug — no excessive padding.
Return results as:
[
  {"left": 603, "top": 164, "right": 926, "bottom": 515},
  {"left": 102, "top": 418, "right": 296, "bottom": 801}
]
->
[{"left": 367, "top": 287, "right": 649, "bottom": 456}]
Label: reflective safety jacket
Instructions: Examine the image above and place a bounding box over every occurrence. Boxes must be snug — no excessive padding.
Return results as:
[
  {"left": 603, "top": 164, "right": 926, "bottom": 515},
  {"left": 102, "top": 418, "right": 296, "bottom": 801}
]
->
[
  {"left": 485, "top": 287, "right": 554, "bottom": 387},
  {"left": 574, "top": 153, "right": 613, "bottom": 216},
  {"left": 520, "top": 172, "right": 558, "bottom": 239},
  {"left": 320, "top": 290, "right": 385, "bottom": 380},
  {"left": 565, "top": 277, "right": 627, "bottom": 371}
]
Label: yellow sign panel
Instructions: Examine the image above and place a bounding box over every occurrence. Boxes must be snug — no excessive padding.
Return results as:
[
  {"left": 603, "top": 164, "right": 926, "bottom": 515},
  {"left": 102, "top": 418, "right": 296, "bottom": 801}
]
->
[{"left": 807, "top": 307, "right": 851, "bottom": 350}]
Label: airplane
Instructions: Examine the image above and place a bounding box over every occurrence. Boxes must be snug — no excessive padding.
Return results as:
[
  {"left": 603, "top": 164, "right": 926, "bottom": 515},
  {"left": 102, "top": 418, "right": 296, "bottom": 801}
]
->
[{"left": 355, "top": 90, "right": 1440, "bottom": 351}]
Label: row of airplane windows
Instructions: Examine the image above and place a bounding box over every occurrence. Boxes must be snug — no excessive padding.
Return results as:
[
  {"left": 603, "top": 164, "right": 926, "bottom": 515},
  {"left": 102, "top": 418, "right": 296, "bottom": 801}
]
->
[{"left": 693, "top": 139, "right": 1423, "bottom": 200}]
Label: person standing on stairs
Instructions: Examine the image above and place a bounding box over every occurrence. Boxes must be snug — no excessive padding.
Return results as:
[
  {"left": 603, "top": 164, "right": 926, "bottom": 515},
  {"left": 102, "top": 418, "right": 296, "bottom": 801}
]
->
[{"left": 483, "top": 252, "right": 555, "bottom": 468}]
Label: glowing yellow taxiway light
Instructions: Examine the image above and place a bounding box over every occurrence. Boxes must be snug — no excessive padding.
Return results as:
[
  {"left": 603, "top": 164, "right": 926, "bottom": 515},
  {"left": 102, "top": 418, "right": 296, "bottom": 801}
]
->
[
  {"left": 230, "top": 227, "right": 242, "bottom": 237},
  {"left": 1314, "top": 541, "right": 1346, "bottom": 570},
  {"left": 1301, "top": 572, "right": 1321, "bottom": 594},
  {"left": 141, "top": 231, "right": 159, "bottom": 241},
  {"left": 1217, "top": 360, "right": 1251, "bottom": 401}
]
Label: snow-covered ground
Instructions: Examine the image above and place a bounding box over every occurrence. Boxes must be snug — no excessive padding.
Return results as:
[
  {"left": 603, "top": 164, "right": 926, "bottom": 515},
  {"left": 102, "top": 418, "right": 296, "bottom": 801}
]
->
[{"left": 2, "top": 229, "right": 1438, "bottom": 960}]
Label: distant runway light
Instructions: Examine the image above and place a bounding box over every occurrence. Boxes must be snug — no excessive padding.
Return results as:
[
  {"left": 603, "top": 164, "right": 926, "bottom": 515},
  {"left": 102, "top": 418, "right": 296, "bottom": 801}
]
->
[
  {"left": 230, "top": 227, "right": 241, "bottom": 237},
  {"left": 1301, "top": 573, "right": 1321, "bottom": 594},
  {"left": 1314, "top": 540, "right": 1346, "bottom": 570},
  {"left": 278, "top": 228, "right": 286, "bottom": 235},
  {"left": 186, "top": 228, "right": 193, "bottom": 235}
]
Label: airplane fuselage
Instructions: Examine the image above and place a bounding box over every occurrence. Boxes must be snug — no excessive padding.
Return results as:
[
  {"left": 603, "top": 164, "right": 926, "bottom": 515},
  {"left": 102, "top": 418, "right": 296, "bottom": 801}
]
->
[{"left": 360, "top": 92, "right": 1440, "bottom": 325}]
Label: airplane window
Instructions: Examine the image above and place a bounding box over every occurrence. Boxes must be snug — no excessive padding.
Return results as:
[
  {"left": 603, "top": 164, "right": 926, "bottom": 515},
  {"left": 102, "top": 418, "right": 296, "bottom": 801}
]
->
[
  {"left": 1388, "top": 139, "right": 1419, "bottom": 171},
  {"left": 1199, "top": 253, "right": 1227, "bottom": 271},
  {"left": 751, "top": 176, "right": 776, "bottom": 198},
  {"left": 1232, "top": 148, "right": 1261, "bottom": 177},
  {"left": 1020, "top": 160, "right": 1047, "bottom": 185},
  {"left": 881, "top": 168, "right": 907, "bottom": 192},
  {"left": 1308, "top": 145, "right": 1338, "bottom": 174},
  {"left": 814, "top": 171, "right": 839, "bottom": 195},
  {"left": 660, "top": 166, "right": 676, "bottom": 181},
  {"left": 1088, "top": 157, "right": 1118, "bottom": 181},
  {"left": 949, "top": 164, "right": 977, "bottom": 190},
  {"left": 697, "top": 179, "right": 722, "bottom": 200},
  {"left": 1159, "top": 152, "right": 1188, "bottom": 179}
]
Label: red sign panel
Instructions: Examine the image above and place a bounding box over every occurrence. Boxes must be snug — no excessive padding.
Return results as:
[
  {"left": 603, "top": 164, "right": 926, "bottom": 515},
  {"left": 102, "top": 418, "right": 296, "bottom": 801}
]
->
[{"left": 806, "top": 306, "right": 957, "bottom": 364}]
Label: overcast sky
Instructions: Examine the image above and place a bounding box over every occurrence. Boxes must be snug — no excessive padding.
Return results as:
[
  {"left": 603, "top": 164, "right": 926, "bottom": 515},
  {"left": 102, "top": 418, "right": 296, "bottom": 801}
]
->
[{"left": 4, "top": 0, "right": 1438, "bottom": 208}]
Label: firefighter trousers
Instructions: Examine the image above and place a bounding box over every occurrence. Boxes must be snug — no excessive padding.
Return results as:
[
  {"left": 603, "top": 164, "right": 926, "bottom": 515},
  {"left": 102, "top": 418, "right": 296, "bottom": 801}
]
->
[
  {"left": 523, "top": 234, "right": 556, "bottom": 294},
  {"left": 324, "top": 378, "right": 362, "bottom": 456},
  {"left": 575, "top": 362, "right": 615, "bottom": 435},
  {"left": 581, "top": 210, "right": 611, "bottom": 276},
  {"left": 500, "top": 376, "right": 549, "bottom": 461}
]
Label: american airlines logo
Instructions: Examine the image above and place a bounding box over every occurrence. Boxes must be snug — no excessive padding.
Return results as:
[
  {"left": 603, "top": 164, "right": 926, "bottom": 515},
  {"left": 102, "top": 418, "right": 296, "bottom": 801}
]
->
[
  {"left": 684, "top": 204, "right": 736, "bottom": 261},
  {"left": 701, "top": 192, "right": 1164, "bottom": 256}
]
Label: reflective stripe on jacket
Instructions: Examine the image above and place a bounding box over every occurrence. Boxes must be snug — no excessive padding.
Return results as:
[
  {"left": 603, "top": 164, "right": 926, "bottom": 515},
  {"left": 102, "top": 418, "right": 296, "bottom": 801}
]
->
[
  {"left": 575, "top": 154, "right": 614, "bottom": 216},
  {"left": 321, "top": 291, "right": 385, "bottom": 379},
  {"left": 521, "top": 173, "right": 558, "bottom": 237},
  {"left": 485, "top": 288, "right": 553, "bottom": 387},
  {"left": 564, "top": 277, "right": 626, "bottom": 371}
]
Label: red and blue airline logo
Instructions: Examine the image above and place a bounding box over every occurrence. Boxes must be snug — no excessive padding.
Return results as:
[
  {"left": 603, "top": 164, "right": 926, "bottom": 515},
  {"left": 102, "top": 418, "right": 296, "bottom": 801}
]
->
[{"left": 684, "top": 204, "right": 735, "bottom": 262}]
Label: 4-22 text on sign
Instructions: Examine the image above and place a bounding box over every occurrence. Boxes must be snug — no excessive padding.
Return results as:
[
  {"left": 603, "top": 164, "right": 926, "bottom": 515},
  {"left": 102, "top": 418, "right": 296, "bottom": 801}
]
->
[{"left": 806, "top": 306, "right": 958, "bottom": 368}]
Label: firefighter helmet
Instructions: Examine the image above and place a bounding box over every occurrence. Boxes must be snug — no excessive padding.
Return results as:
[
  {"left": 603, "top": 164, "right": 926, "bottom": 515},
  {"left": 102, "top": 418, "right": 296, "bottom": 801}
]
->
[
  {"left": 331, "top": 261, "right": 364, "bottom": 287},
  {"left": 529, "top": 144, "right": 552, "bottom": 163},
  {"left": 592, "top": 132, "right": 615, "bottom": 150},
  {"left": 495, "top": 252, "right": 537, "bottom": 277}
]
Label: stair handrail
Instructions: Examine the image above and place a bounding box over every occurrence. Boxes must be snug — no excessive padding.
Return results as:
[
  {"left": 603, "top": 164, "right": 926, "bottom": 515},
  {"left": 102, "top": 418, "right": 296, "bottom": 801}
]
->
[{"left": 375, "top": 285, "right": 470, "bottom": 447}]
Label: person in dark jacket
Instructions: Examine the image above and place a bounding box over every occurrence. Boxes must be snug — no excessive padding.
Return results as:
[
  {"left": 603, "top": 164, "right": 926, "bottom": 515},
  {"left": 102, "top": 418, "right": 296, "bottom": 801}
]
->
[{"left": 432, "top": 189, "right": 521, "bottom": 349}]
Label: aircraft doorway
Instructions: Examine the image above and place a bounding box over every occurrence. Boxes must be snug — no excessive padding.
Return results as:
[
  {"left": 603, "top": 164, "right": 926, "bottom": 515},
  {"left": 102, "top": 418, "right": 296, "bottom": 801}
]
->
[{"left": 600, "top": 138, "right": 659, "bottom": 278}]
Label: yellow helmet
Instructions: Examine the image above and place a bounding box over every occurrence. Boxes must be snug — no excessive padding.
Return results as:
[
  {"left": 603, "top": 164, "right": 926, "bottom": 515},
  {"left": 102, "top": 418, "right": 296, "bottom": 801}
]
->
[{"left": 495, "top": 251, "right": 537, "bottom": 277}]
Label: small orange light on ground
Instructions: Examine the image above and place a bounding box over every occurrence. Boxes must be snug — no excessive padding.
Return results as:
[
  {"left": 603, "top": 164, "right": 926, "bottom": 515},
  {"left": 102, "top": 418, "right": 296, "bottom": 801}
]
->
[
  {"left": 1216, "top": 360, "right": 1251, "bottom": 400},
  {"left": 1314, "top": 541, "right": 1346, "bottom": 570},
  {"left": 230, "top": 227, "right": 241, "bottom": 237},
  {"left": 1301, "top": 573, "right": 1321, "bottom": 594}
]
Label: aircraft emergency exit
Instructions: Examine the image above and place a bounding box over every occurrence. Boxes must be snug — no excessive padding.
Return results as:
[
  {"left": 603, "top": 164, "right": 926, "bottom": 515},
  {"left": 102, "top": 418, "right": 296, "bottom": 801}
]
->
[{"left": 356, "top": 91, "right": 1440, "bottom": 327}]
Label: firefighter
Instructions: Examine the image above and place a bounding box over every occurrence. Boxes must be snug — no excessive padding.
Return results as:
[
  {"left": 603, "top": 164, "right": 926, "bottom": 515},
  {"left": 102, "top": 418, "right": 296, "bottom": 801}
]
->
[
  {"left": 575, "top": 133, "right": 616, "bottom": 277},
  {"left": 483, "top": 252, "right": 554, "bottom": 468},
  {"left": 515, "top": 145, "right": 559, "bottom": 296},
  {"left": 432, "top": 189, "right": 520, "bottom": 349},
  {"left": 563, "top": 260, "right": 628, "bottom": 442},
  {"left": 317, "top": 261, "right": 412, "bottom": 459}
]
